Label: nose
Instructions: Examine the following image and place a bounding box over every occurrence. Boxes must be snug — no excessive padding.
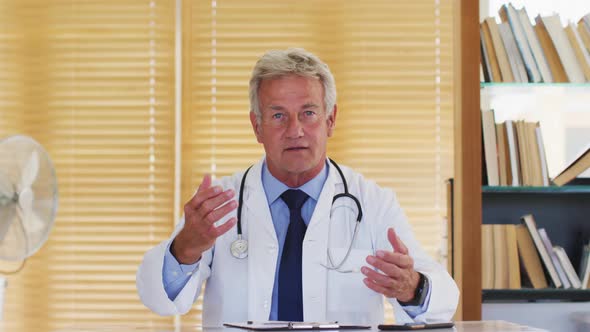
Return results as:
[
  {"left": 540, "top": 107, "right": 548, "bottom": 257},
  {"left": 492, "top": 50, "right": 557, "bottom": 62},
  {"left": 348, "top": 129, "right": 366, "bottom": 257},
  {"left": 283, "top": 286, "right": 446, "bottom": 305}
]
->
[{"left": 285, "top": 115, "right": 304, "bottom": 138}]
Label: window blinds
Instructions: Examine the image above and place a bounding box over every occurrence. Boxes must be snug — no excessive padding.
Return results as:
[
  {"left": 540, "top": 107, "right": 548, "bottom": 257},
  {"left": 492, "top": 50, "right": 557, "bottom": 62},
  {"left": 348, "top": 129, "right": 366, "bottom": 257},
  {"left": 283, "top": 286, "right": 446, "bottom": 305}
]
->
[{"left": 0, "top": 1, "right": 176, "bottom": 330}]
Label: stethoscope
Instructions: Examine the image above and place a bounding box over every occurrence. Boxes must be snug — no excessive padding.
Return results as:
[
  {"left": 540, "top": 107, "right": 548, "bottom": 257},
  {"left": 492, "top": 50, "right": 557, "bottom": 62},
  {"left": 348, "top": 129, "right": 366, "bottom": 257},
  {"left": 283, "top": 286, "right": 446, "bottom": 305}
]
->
[{"left": 230, "top": 158, "right": 363, "bottom": 272}]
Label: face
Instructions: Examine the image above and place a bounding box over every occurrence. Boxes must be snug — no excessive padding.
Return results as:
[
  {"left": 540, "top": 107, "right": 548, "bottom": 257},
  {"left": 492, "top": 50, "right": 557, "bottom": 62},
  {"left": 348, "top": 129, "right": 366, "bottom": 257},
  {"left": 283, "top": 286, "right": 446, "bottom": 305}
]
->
[{"left": 250, "top": 75, "right": 337, "bottom": 186}]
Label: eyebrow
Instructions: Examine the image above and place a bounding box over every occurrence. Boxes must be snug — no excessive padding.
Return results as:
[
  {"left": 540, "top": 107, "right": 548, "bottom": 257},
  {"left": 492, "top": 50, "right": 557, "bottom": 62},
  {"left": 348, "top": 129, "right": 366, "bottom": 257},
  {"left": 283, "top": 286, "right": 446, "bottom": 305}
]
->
[
  {"left": 267, "top": 103, "right": 320, "bottom": 110},
  {"left": 302, "top": 103, "right": 320, "bottom": 109}
]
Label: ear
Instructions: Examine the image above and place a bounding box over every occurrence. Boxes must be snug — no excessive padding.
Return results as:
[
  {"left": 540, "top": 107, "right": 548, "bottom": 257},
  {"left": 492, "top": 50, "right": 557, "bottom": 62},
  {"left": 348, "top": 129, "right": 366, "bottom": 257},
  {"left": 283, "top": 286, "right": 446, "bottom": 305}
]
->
[
  {"left": 326, "top": 104, "right": 337, "bottom": 137},
  {"left": 250, "top": 111, "right": 263, "bottom": 143}
]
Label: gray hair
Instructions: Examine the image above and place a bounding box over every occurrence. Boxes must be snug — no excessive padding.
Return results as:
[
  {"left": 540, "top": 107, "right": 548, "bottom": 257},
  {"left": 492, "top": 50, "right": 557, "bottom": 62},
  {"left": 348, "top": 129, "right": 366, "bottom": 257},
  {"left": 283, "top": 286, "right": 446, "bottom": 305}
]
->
[{"left": 249, "top": 48, "right": 337, "bottom": 122}]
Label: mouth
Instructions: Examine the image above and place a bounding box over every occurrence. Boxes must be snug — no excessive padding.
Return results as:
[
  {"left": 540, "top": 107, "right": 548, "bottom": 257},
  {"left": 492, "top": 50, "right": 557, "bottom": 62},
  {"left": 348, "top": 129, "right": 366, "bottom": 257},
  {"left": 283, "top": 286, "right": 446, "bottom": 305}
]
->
[{"left": 284, "top": 146, "right": 308, "bottom": 152}]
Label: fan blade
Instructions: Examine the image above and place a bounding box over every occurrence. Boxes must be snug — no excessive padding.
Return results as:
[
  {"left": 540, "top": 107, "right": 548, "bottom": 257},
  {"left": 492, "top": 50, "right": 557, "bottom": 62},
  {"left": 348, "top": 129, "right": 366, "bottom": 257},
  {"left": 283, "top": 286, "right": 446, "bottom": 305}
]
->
[
  {"left": 20, "top": 150, "right": 39, "bottom": 191},
  {"left": 23, "top": 210, "right": 45, "bottom": 234},
  {"left": 0, "top": 209, "right": 27, "bottom": 261},
  {"left": 16, "top": 188, "right": 43, "bottom": 233},
  {"left": 0, "top": 205, "right": 17, "bottom": 242},
  {"left": 0, "top": 170, "right": 13, "bottom": 200}
]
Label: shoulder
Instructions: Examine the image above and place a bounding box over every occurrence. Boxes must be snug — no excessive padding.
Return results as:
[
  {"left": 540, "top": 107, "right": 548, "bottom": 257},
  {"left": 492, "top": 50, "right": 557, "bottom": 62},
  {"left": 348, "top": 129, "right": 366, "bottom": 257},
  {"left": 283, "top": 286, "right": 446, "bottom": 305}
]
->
[{"left": 334, "top": 163, "right": 399, "bottom": 206}]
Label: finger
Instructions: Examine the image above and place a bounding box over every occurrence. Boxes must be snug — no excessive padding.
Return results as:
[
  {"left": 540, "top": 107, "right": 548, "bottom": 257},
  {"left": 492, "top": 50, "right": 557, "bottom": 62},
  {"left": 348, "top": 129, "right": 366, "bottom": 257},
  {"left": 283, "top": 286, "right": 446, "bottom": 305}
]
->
[
  {"left": 187, "top": 185, "right": 224, "bottom": 210},
  {"left": 361, "top": 266, "right": 395, "bottom": 288},
  {"left": 363, "top": 278, "right": 394, "bottom": 298},
  {"left": 198, "top": 174, "right": 212, "bottom": 193},
  {"left": 388, "top": 228, "right": 408, "bottom": 255},
  {"left": 366, "top": 255, "right": 404, "bottom": 279},
  {"left": 375, "top": 250, "right": 414, "bottom": 269},
  {"left": 199, "top": 189, "right": 236, "bottom": 216},
  {"left": 209, "top": 217, "right": 237, "bottom": 238},
  {"left": 203, "top": 200, "right": 238, "bottom": 225}
]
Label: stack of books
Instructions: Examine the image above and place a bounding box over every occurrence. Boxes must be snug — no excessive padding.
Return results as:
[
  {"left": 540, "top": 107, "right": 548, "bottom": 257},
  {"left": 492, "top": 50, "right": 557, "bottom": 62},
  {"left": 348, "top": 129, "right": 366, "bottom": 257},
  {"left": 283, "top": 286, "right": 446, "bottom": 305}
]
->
[
  {"left": 481, "top": 4, "right": 590, "bottom": 83},
  {"left": 482, "top": 109, "right": 590, "bottom": 187},
  {"left": 482, "top": 214, "right": 590, "bottom": 290}
]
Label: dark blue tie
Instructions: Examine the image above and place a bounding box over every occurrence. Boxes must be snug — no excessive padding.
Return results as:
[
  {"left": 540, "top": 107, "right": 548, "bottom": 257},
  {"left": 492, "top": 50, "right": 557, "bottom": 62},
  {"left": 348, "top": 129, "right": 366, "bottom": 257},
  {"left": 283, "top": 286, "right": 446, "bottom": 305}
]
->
[{"left": 278, "top": 189, "right": 309, "bottom": 321}]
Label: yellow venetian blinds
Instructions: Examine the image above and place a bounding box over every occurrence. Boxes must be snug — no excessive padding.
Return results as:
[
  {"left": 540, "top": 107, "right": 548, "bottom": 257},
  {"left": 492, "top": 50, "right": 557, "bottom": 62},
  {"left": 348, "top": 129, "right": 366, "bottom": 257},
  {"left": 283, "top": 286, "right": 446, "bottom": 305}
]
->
[
  {"left": 0, "top": 0, "right": 454, "bottom": 328},
  {"left": 181, "top": 0, "right": 454, "bottom": 324},
  {"left": 0, "top": 0, "right": 175, "bottom": 331}
]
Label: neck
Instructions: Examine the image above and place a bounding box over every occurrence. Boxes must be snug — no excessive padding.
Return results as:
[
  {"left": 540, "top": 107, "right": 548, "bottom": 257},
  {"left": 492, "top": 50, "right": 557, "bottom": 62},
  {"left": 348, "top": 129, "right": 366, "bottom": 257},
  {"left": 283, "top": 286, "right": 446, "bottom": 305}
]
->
[{"left": 268, "top": 160, "right": 325, "bottom": 188}]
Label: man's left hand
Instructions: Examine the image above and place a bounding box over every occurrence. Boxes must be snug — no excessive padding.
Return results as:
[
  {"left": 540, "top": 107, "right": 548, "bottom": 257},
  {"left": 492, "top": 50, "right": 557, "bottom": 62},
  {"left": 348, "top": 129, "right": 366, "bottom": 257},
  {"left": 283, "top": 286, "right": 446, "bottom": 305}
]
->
[{"left": 361, "top": 228, "right": 420, "bottom": 303}]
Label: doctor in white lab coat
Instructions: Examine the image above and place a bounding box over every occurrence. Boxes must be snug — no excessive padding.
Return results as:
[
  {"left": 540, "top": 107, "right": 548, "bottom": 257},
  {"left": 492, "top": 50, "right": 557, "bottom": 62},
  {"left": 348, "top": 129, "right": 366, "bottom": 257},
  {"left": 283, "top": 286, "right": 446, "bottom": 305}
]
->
[{"left": 136, "top": 48, "right": 459, "bottom": 327}]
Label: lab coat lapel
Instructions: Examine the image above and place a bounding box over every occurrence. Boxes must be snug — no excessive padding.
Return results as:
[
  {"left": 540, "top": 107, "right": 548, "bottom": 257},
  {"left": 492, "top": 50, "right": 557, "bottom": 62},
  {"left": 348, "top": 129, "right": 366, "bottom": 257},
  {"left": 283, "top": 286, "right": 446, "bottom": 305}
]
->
[
  {"left": 243, "top": 159, "right": 279, "bottom": 321},
  {"left": 302, "top": 160, "right": 343, "bottom": 322}
]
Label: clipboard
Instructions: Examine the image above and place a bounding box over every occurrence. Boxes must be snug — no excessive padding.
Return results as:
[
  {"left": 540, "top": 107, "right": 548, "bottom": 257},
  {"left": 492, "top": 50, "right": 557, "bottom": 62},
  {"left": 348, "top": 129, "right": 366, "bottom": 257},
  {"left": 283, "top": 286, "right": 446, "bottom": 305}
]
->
[{"left": 224, "top": 321, "right": 371, "bottom": 330}]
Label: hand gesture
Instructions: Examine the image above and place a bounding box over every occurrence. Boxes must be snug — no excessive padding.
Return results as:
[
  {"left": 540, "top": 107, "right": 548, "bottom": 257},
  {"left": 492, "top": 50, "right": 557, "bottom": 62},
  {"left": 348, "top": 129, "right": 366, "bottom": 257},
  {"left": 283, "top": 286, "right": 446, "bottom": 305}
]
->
[
  {"left": 172, "top": 174, "right": 238, "bottom": 264},
  {"left": 361, "top": 228, "right": 420, "bottom": 302}
]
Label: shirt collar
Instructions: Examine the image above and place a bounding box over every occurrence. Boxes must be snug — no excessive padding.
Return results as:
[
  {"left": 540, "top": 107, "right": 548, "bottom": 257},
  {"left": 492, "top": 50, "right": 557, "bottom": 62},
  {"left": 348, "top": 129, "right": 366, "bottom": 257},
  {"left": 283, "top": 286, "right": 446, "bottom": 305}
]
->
[{"left": 261, "top": 158, "right": 329, "bottom": 205}]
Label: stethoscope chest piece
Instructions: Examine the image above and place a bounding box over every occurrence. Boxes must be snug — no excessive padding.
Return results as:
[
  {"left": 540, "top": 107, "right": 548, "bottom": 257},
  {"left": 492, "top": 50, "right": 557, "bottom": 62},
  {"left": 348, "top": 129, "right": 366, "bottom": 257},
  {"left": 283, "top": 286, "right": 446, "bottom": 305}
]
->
[{"left": 230, "top": 235, "right": 248, "bottom": 259}]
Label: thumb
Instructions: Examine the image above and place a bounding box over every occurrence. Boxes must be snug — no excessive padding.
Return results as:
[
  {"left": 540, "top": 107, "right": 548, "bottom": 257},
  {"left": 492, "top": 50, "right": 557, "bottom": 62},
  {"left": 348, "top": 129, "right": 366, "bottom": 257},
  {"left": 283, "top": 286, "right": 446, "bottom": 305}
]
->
[{"left": 388, "top": 228, "right": 408, "bottom": 255}]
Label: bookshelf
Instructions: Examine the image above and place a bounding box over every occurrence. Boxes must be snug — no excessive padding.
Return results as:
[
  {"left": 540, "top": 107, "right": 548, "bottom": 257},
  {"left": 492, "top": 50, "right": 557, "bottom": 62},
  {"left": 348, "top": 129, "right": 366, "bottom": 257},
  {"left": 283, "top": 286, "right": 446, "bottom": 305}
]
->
[
  {"left": 476, "top": 2, "right": 590, "bottom": 330},
  {"left": 453, "top": 0, "right": 590, "bottom": 323}
]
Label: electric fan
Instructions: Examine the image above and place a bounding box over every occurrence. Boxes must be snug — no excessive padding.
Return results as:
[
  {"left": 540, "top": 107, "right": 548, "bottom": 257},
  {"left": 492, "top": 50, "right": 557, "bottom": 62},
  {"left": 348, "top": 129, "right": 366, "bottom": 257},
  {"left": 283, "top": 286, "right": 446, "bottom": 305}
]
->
[{"left": 0, "top": 135, "right": 58, "bottom": 319}]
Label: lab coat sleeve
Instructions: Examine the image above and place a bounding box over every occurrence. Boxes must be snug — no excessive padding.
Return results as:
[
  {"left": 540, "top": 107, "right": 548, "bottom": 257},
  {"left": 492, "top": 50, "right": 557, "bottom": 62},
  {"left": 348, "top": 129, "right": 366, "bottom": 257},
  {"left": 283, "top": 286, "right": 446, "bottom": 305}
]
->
[
  {"left": 372, "top": 188, "right": 459, "bottom": 323},
  {"left": 136, "top": 216, "right": 214, "bottom": 316}
]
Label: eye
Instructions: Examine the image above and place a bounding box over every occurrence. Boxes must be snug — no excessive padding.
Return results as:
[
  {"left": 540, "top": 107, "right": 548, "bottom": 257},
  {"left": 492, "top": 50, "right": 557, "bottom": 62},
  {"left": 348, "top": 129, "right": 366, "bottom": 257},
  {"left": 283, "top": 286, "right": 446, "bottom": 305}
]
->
[
  {"left": 304, "top": 110, "right": 316, "bottom": 116},
  {"left": 272, "top": 113, "right": 284, "bottom": 120}
]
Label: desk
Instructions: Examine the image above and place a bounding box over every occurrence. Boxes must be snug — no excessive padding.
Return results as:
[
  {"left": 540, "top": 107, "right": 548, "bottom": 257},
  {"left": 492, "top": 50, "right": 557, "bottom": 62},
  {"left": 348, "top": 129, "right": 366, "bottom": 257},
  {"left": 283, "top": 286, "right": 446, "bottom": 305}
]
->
[{"left": 54, "top": 321, "right": 547, "bottom": 332}]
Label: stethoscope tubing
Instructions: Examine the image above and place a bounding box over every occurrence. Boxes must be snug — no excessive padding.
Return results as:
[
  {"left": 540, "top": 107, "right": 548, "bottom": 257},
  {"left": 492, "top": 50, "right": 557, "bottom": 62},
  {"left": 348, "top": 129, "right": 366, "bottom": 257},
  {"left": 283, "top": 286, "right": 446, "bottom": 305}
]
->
[{"left": 232, "top": 158, "right": 363, "bottom": 263}]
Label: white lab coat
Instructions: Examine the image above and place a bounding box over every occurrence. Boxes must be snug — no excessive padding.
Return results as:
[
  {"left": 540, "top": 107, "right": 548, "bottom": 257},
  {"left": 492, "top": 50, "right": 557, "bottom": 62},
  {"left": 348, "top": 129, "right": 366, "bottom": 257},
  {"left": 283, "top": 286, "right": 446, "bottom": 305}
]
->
[{"left": 136, "top": 158, "right": 458, "bottom": 326}]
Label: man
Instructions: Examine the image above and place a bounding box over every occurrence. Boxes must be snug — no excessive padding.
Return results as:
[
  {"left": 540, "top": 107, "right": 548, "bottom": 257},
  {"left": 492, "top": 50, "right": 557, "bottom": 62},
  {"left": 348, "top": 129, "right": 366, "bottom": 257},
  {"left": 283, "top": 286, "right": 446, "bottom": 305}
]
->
[{"left": 136, "top": 48, "right": 458, "bottom": 326}]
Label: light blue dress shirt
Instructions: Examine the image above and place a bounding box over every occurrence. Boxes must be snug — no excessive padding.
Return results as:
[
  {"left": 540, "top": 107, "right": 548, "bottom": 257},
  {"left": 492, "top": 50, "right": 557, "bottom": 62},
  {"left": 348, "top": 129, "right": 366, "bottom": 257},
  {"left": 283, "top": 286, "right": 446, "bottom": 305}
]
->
[{"left": 162, "top": 160, "right": 430, "bottom": 318}]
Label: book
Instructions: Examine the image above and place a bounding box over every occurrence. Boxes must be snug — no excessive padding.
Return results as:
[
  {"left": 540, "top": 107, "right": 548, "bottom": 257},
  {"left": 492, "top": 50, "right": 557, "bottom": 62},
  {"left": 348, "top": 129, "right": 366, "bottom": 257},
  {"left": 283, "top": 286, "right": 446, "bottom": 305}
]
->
[
  {"left": 484, "top": 17, "right": 514, "bottom": 82},
  {"left": 565, "top": 23, "right": 590, "bottom": 81},
  {"left": 493, "top": 224, "right": 509, "bottom": 289},
  {"left": 580, "top": 244, "right": 590, "bottom": 289},
  {"left": 505, "top": 120, "right": 521, "bottom": 186},
  {"left": 553, "top": 245, "right": 582, "bottom": 288},
  {"left": 578, "top": 21, "right": 590, "bottom": 54},
  {"left": 515, "top": 224, "right": 548, "bottom": 289},
  {"left": 536, "top": 16, "right": 569, "bottom": 82},
  {"left": 525, "top": 122, "right": 544, "bottom": 186},
  {"left": 517, "top": 7, "right": 553, "bottom": 82},
  {"left": 481, "top": 22, "right": 502, "bottom": 82},
  {"left": 536, "top": 14, "right": 585, "bottom": 83},
  {"left": 538, "top": 228, "right": 571, "bottom": 289},
  {"left": 482, "top": 224, "right": 495, "bottom": 289},
  {"left": 505, "top": 224, "right": 521, "bottom": 289},
  {"left": 499, "top": 4, "right": 542, "bottom": 83},
  {"left": 496, "top": 123, "right": 511, "bottom": 186},
  {"left": 498, "top": 22, "right": 528, "bottom": 82},
  {"left": 515, "top": 121, "right": 531, "bottom": 186},
  {"left": 482, "top": 109, "right": 500, "bottom": 186},
  {"left": 521, "top": 214, "right": 562, "bottom": 288},
  {"left": 552, "top": 142, "right": 590, "bottom": 186},
  {"left": 535, "top": 125, "right": 550, "bottom": 187},
  {"left": 480, "top": 30, "right": 493, "bottom": 82}
]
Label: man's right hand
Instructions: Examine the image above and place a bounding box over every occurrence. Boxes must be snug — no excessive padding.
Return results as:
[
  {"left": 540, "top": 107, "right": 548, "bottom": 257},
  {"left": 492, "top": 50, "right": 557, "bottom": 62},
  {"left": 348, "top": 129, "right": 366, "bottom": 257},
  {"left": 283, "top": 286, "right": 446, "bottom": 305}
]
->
[{"left": 171, "top": 174, "right": 238, "bottom": 264}]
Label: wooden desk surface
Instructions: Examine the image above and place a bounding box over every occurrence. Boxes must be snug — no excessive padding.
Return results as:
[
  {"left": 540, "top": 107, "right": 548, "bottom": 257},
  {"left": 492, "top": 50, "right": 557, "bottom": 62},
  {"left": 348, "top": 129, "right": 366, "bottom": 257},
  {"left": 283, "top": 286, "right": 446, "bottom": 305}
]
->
[{"left": 54, "top": 321, "right": 547, "bottom": 332}]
